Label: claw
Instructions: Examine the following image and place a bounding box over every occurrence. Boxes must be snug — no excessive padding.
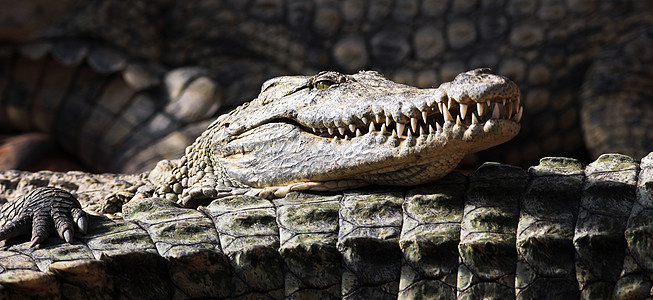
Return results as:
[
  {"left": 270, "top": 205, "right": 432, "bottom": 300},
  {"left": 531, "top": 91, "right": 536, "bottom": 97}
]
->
[
  {"left": 63, "top": 229, "right": 74, "bottom": 244},
  {"left": 76, "top": 216, "right": 88, "bottom": 235}
]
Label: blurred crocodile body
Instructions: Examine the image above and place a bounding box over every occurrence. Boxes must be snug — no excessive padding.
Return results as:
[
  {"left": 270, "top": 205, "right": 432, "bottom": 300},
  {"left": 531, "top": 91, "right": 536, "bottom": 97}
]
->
[{"left": 0, "top": 0, "right": 652, "bottom": 172}]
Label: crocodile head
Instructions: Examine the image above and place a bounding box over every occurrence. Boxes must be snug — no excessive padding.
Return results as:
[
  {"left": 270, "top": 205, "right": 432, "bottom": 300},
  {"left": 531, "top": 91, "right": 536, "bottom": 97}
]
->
[{"left": 208, "top": 68, "right": 521, "bottom": 188}]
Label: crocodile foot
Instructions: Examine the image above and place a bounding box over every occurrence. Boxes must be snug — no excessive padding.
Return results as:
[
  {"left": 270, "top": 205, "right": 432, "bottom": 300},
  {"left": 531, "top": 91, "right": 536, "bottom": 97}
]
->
[{"left": 0, "top": 187, "right": 87, "bottom": 247}]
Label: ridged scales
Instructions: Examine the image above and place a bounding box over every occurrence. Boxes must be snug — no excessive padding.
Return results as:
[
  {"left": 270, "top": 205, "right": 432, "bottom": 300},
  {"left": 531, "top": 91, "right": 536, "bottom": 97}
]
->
[{"left": 0, "top": 152, "right": 651, "bottom": 299}]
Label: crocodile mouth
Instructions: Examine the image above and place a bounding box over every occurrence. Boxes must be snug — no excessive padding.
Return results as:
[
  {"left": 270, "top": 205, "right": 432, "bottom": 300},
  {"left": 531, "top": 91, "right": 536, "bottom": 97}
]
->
[{"left": 300, "top": 95, "right": 522, "bottom": 140}]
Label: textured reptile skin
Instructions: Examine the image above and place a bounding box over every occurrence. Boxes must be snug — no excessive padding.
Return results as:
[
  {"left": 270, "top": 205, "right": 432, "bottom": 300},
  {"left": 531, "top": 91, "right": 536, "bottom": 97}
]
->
[{"left": 0, "top": 153, "right": 650, "bottom": 298}]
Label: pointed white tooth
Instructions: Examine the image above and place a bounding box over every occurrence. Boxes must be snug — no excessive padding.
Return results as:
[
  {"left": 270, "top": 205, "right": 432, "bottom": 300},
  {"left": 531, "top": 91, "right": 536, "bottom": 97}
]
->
[
  {"left": 421, "top": 111, "right": 428, "bottom": 123},
  {"left": 492, "top": 103, "right": 500, "bottom": 119},
  {"left": 349, "top": 124, "right": 356, "bottom": 132},
  {"left": 356, "top": 129, "right": 362, "bottom": 137},
  {"left": 438, "top": 103, "right": 444, "bottom": 113},
  {"left": 429, "top": 124, "right": 435, "bottom": 133},
  {"left": 411, "top": 118, "right": 418, "bottom": 133},
  {"left": 333, "top": 136, "right": 338, "bottom": 141},
  {"left": 328, "top": 128, "right": 334, "bottom": 135},
  {"left": 420, "top": 125, "right": 426, "bottom": 135},
  {"left": 444, "top": 108, "right": 454, "bottom": 122},
  {"left": 477, "top": 102, "right": 485, "bottom": 117},
  {"left": 381, "top": 123, "right": 387, "bottom": 134},
  {"left": 502, "top": 99, "right": 506, "bottom": 106},
  {"left": 369, "top": 122, "right": 375, "bottom": 132},
  {"left": 338, "top": 127, "right": 346, "bottom": 135},
  {"left": 407, "top": 128, "right": 413, "bottom": 137},
  {"left": 472, "top": 113, "right": 479, "bottom": 124},
  {"left": 397, "top": 123, "right": 405, "bottom": 136},
  {"left": 460, "top": 103, "right": 468, "bottom": 120},
  {"left": 386, "top": 117, "right": 392, "bottom": 126},
  {"left": 392, "top": 129, "right": 398, "bottom": 138},
  {"left": 312, "top": 127, "right": 318, "bottom": 133},
  {"left": 514, "top": 106, "right": 523, "bottom": 122},
  {"left": 375, "top": 114, "right": 382, "bottom": 124},
  {"left": 448, "top": 98, "right": 454, "bottom": 109},
  {"left": 507, "top": 103, "right": 513, "bottom": 118},
  {"left": 362, "top": 117, "right": 369, "bottom": 125},
  {"left": 436, "top": 122, "right": 442, "bottom": 131},
  {"left": 456, "top": 115, "right": 463, "bottom": 125},
  {"left": 344, "top": 135, "right": 349, "bottom": 140}
]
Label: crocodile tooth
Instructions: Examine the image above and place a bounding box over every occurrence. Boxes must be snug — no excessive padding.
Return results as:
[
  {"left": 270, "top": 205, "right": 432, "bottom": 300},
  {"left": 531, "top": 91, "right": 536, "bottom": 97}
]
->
[
  {"left": 338, "top": 127, "right": 346, "bottom": 135},
  {"left": 361, "top": 117, "right": 369, "bottom": 125},
  {"left": 448, "top": 98, "right": 454, "bottom": 109},
  {"left": 380, "top": 123, "right": 388, "bottom": 134},
  {"left": 355, "top": 129, "right": 362, "bottom": 137},
  {"left": 436, "top": 122, "right": 442, "bottom": 132},
  {"left": 456, "top": 115, "right": 463, "bottom": 125},
  {"left": 391, "top": 129, "right": 398, "bottom": 138},
  {"left": 407, "top": 128, "right": 413, "bottom": 137},
  {"left": 349, "top": 124, "right": 356, "bottom": 132},
  {"left": 344, "top": 135, "right": 349, "bottom": 140},
  {"left": 438, "top": 103, "right": 444, "bottom": 113},
  {"left": 472, "top": 113, "right": 479, "bottom": 125},
  {"left": 397, "top": 123, "right": 405, "bottom": 137},
  {"left": 369, "top": 122, "right": 375, "bottom": 132},
  {"left": 386, "top": 117, "right": 392, "bottom": 126},
  {"left": 429, "top": 124, "right": 435, "bottom": 133},
  {"left": 507, "top": 103, "right": 513, "bottom": 118},
  {"left": 328, "top": 128, "right": 334, "bottom": 135},
  {"left": 502, "top": 99, "right": 507, "bottom": 106},
  {"left": 375, "top": 114, "right": 382, "bottom": 124},
  {"left": 312, "top": 127, "right": 318, "bottom": 133},
  {"left": 514, "top": 106, "right": 523, "bottom": 122},
  {"left": 443, "top": 108, "right": 454, "bottom": 122},
  {"left": 410, "top": 118, "right": 418, "bottom": 133},
  {"left": 492, "top": 103, "right": 500, "bottom": 119},
  {"left": 477, "top": 102, "right": 485, "bottom": 117},
  {"left": 460, "top": 103, "right": 468, "bottom": 120},
  {"left": 421, "top": 111, "right": 428, "bottom": 123},
  {"left": 420, "top": 125, "right": 426, "bottom": 135}
]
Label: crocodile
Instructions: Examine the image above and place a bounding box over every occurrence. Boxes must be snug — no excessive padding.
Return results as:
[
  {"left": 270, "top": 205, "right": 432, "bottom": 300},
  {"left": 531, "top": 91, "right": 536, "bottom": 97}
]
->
[
  {"left": 1, "top": 0, "right": 653, "bottom": 172},
  {"left": 0, "top": 70, "right": 650, "bottom": 299}
]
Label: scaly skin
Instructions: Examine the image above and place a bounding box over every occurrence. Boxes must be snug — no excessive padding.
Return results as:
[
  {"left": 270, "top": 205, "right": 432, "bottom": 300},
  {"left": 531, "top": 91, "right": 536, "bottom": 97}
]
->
[{"left": 0, "top": 153, "right": 650, "bottom": 299}]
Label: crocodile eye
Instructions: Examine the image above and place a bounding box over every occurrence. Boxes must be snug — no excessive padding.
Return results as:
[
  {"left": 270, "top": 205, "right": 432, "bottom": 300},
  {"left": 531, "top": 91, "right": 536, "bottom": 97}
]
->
[
  {"left": 315, "top": 80, "right": 334, "bottom": 89},
  {"left": 312, "top": 71, "right": 346, "bottom": 90}
]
